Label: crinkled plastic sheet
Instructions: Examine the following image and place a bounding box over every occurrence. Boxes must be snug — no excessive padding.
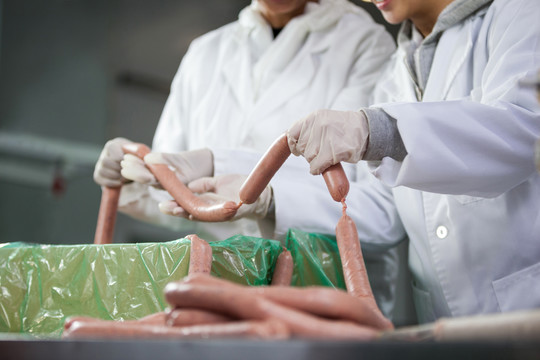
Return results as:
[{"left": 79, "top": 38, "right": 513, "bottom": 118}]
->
[
  {"left": 286, "top": 228, "right": 346, "bottom": 289},
  {"left": 0, "top": 235, "right": 282, "bottom": 336}
]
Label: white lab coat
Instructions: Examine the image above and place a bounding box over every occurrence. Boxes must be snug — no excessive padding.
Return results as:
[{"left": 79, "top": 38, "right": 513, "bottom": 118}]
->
[
  {"left": 345, "top": 0, "right": 540, "bottom": 323},
  {"left": 118, "top": 0, "right": 400, "bottom": 316}
]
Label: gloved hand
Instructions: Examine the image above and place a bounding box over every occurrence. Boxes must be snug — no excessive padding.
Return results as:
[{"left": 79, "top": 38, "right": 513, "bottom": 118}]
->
[
  {"left": 120, "top": 148, "right": 214, "bottom": 188},
  {"left": 93, "top": 137, "right": 133, "bottom": 187},
  {"left": 287, "top": 109, "right": 369, "bottom": 175},
  {"left": 159, "top": 174, "right": 273, "bottom": 221}
]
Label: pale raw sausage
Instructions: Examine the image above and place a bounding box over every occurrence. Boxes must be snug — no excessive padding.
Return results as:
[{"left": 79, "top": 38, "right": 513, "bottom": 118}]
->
[
  {"left": 93, "top": 186, "right": 121, "bottom": 244},
  {"left": 270, "top": 249, "right": 293, "bottom": 286},
  {"left": 178, "top": 273, "right": 391, "bottom": 330},
  {"left": 164, "top": 281, "right": 380, "bottom": 339},
  {"left": 62, "top": 318, "right": 289, "bottom": 340},
  {"left": 335, "top": 209, "right": 379, "bottom": 312},
  {"left": 322, "top": 163, "right": 349, "bottom": 202},
  {"left": 166, "top": 308, "right": 232, "bottom": 327},
  {"left": 239, "top": 134, "right": 290, "bottom": 205},
  {"left": 239, "top": 133, "right": 349, "bottom": 204},
  {"left": 187, "top": 234, "right": 213, "bottom": 275}
]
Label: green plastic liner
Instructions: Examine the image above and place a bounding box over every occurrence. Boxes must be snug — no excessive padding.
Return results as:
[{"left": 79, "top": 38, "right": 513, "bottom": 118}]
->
[
  {"left": 0, "top": 235, "right": 282, "bottom": 336},
  {"left": 286, "top": 228, "right": 346, "bottom": 290},
  {"left": 0, "top": 229, "right": 345, "bottom": 337}
]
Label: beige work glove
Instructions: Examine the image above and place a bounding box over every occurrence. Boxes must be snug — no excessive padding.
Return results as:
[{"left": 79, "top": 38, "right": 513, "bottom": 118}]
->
[
  {"left": 159, "top": 174, "right": 273, "bottom": 221},
  {"left": 93, "top": 137, "right": 133, "bottom": 187},
  {"left": 287, "top": 109, "right": 369, "bottom": 175},
  {"left": 120, "top": 148, "right": 214, "bottom": 187}
]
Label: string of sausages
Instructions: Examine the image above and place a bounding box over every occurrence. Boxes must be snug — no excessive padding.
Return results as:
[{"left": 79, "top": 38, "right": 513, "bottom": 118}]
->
[{"left": 66, "top": 134, "right": 393, "bottom": 340}]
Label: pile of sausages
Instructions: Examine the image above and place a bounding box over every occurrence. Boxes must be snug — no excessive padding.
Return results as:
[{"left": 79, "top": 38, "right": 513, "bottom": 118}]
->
[{"left": 68, "top": 134, "right": 393, "bottom": 340}]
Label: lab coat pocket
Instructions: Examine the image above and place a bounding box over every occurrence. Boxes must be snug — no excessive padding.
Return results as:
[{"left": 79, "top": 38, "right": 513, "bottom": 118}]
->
[
  {"left": 492, "top": 262, "right": 540, "bottom": 312},
  {"left": 411, "top": 280, "right": 436, "bottom": 324}
]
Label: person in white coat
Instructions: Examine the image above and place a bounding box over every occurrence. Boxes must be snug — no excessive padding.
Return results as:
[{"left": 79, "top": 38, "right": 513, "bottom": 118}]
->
[
  {"left": 93, "top": 0, "right": 404, "bottom": 318},
  {"left": 287, "top": 0, "right": 540, "bottom": 323}
]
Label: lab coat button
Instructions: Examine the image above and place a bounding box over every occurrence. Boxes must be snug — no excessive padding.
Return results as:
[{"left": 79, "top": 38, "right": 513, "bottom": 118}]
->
[{"left": 436, "top": 226, "right": 448, "bottom": 239}]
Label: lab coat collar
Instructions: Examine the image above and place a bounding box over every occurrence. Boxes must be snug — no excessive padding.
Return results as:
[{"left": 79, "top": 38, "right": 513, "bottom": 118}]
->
[
  {"left": 397, "top": 0, "right": 492, "bottom": 95},
  {"left": 223, "top": 0, "right": 356, "bottom": 112}
]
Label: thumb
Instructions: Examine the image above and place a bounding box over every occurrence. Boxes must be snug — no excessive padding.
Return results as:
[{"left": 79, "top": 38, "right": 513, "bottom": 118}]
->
[{"left": 188, "top": 176, "right": 217, "bottom": 193}]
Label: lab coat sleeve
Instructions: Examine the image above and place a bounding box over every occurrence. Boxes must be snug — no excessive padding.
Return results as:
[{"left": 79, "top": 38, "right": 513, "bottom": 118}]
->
[{"left": 370, "top": 0, "right": 540, "bottom": 197}]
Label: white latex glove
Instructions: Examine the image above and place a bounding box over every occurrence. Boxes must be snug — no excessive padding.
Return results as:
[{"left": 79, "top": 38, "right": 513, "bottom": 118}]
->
[
  {"left": 93, "top": 137, "right": 133, "bottom": 187},
  {"left": 158, "top": 174, "right": 273, "bottom": 221},
  {"left": 287, "top": 109, "right": 369, "bottom": 175},
  {"left": 120, "top": 148, "right": 214, "bottom": 187}
]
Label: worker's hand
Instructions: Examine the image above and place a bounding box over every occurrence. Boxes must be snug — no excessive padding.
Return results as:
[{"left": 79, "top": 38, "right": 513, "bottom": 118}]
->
[
  {"left": 159, "top": 174, "right": 272, "bottom": 221},
  {"left": 121, "top": 148, "right": 214, "bottom": 188},
  {"left": 93, "top": 137, "right": 133, "bottom": 187},
  {"left": 287, "top": 109, "right": 369, "bottom": 175}
]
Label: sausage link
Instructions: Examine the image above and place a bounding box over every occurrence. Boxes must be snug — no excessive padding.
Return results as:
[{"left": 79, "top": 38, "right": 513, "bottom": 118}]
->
[
  {"left": 239, "top": 134, "right": 291, "bottom": 205},
  {"left": 187, "top": 234, "right": 213, "bottom": 275},
  {"left": 251, "top": 286, "right": 392, "bottom": 330},
  {"left": 137, "top": 312, "right": 167, "bottom": 325},
  {"left": 166, "top": 308, "right": 233, "bottom": 327},
  {"left": 164, "top": 281, "right": 380, "bottom": 340},
  {"left": 122, "top": 143, "right": 239, "bottom": 222},
  {"left": 94, "top": 186, "right": 121, "bottom": 244},
  {"left": 179, "top": 273, "right": 391, "bottom": 330},
  {"left": 322, "top": 163, "right": 349, "bottom": 202},
  {"left": 336, "top": 211, "right": 379, "bottom": 313},
  {"left": 270, "top": 249, "right": 293, "bottom": 286},
  {"left": 62, "top": 319, "right": 289, "bottom": 340},
  {"left": 240, "top": 133, "right": 349, "bottom": 204}
]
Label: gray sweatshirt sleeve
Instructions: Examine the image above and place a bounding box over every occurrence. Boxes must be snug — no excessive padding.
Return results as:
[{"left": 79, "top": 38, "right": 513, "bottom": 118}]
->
[{"left": 362, "top": 107, "right": 407, "bottom": 161}]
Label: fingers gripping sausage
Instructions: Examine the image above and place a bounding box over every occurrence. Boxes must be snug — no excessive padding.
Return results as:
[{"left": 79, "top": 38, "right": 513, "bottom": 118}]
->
[
  {"left": 187, "top": 234, "right": 213, "bottom": 275},
  {"left": 270, "top": 249, "right": 293, "bottom": 286},
  {"left": 239, "top": 133, "right": 349, "bottom": 204},
  {"left": 122, "top": 143, "right": 240, "bottom": 222}
]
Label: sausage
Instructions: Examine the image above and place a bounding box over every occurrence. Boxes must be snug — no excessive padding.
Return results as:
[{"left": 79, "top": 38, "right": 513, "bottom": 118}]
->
[
  {"left": 122, "top": 143, "right": 240, "bottom": 222},
  {"left": 137, "top": 312, "right": 167, "bottom": 325},
  {"left": 322, "top": 163, "right": 349, "bottom": 202},
  {"left": 64, "top": 312, "right": 167, "bottom": 332},
  {"left": 179, "top": 273, "right": 391, "bottom": 330},
  {"left": 62, "top": 319, "right": 289, "bottom": 340},
  {"left": 64, "top": 316, "right": 103, "bottom": 331},
  {"left": 251, "top": 286, "right": 392, "bottom": 330},
  {"left": 239, "top": 133, "right": 349, "bottom": 204},
  {"left": 270, "top": 249, "right": 293, "bottom": 286},
  {"left": 166, "top": 308, "right": 233, "bottom": 327},
  {"left": 94, "top": 186, "right": 121, "bottom": 244},
  {"left": 187, "top": 234, "right": 213, "bottom": 275},
  {"left": 335, "top": 210, "right": 379, "bottom": 312},
  {"left": 164, "top": 281, "right": 380, "bottom": 340},
  {"left": 239, "top": 134, "right": 291, "bottom": 205}
]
